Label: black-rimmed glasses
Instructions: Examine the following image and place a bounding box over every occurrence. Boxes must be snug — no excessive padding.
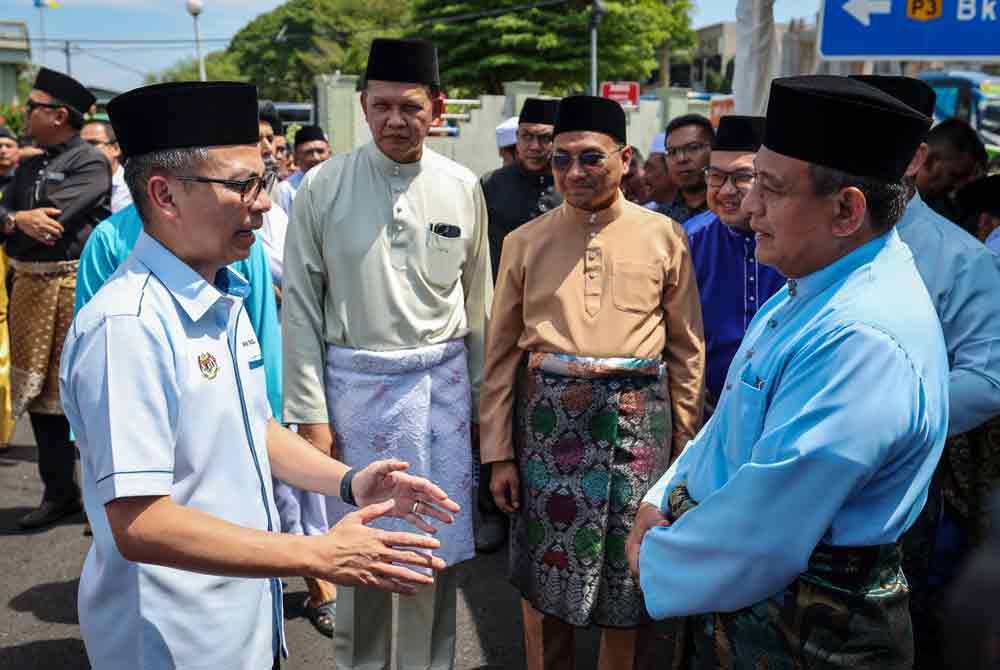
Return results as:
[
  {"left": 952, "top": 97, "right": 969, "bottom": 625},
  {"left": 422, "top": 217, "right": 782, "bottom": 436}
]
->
[
  {"left": 175, "top": 171, "right": 277, "bottom": 203},
  {"left": 665, "top": 141, "right": 710, "bottom": 160},
  {"left": 551, "top": 146, "right": 624, "bottom": 171},
  {"left": 704, "top": 167, "right": 756, "bottom": 189}
]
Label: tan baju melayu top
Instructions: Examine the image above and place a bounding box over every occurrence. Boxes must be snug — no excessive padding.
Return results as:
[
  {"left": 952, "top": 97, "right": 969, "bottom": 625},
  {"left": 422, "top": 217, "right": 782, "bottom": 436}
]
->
[
  {"left": 281, "top": 142, "right": 493, "bottom": 425},
  {"left": 479, "top": 194, "right": 705, "bottom": 464}
]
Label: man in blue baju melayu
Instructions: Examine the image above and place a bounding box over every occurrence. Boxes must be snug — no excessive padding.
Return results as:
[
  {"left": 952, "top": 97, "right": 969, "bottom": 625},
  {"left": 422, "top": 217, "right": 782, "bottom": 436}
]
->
[
  {"left": 626, "top": 75, "right": 949, "bottom": 669},
  {"left": 59, "top": 81, "right": 461, "bottom": 670},
  {"left": 852, "top": 74, "right": 1000, "bottom": 670},
  {"left": 682, "top": 115, "right": 784, "bottom": 415}
]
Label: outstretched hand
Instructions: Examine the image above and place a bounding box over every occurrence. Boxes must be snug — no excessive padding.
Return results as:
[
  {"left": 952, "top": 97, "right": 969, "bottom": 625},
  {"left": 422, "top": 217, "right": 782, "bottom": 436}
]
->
[
  {"left": 316, "top": 499, "right": 447, "bottom": 594},
  {"left": 352, "top": 459, "right": 461, "bottom": 534}
]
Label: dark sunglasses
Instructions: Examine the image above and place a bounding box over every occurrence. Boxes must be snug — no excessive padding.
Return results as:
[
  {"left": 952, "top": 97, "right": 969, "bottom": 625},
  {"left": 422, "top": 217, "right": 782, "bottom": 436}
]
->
[
  {"left": 551, "top": 147, "right": 624, "bottom": 171},
  {"left": 26, "top": 99, "right": 66, "bottom": 114},
  {"left": 175, "top": 171, "right": 277, "bottom": 203}
]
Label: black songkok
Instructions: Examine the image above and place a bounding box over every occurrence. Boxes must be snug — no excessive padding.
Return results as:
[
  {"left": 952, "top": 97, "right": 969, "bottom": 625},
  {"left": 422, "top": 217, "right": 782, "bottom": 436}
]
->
[
  {"left": 0, "top": 126, "right": 14, "bottom": 142},
  {"left": 851, "top": 75, "right": 937, "bottom": 119},
  {"left": 33, "top": 67, "right": 95, "bottom": 116},
  {"left": 958, "top": 175, "right": 1000, "bottom": 218},
  {"left": 295, "top": 125, "right": 328, "bottom": 146},
  {"left": 553, "top": 95, "right": 627, "bottom": 146},
  {"left": 258, "top": 100, "right": 284, "bottom": 136},
  {"left": 713, "top": 115, "right": 765, "bottom": 152},
  {"left": 365, "top": 38, "right": 440, "bottom": 86},
  {"left": 763, "top": 75, "right": 931, "bottom": 181},
  {"left": 519, "top": 98, "right": 559, "bottom": 126},
  {"left": 108, "top": 82, "right": 259, "bottom": 158}
]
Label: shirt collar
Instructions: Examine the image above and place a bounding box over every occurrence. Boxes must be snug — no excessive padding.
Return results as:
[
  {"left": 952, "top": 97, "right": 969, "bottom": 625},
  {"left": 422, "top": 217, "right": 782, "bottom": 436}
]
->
[
  {"left": 365, "top": 141, "right": 423, "bottom": 180},
  {"left": 133, "top": 231, "right": 250, "bottom": 322},
  {"left": 788, "top": 229, "right": 895, "bottom": 300},
  {"left": 896, "top": 191, "right": 926, "bottom": 233},
  {"left": 560, "top": 191, "right": 625, "bottom": 227}
]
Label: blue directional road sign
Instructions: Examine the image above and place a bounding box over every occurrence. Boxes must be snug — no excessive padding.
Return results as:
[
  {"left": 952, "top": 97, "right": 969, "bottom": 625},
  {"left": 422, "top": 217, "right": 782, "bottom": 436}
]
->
[{"left": 819, "top": 0, "right": 1000, "bottom": 60}]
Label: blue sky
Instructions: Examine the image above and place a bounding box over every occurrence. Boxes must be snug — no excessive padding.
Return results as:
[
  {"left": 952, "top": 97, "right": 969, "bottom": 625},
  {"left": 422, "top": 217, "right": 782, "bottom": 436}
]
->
[{"left": 2, "top": 0, "right": 821, "bottom": 93}]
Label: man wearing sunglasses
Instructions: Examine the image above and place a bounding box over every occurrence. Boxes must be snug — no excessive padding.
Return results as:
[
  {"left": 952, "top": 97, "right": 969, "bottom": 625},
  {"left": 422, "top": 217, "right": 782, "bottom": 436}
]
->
[
  {"left": 0, "top": 67, "right": 111, "bottom": 530},
  {"left": 682, "top": 116, "right": 784, "bottom": 415},
  {"left": 659, "top": 114, "right": 714, "bottom": 225},
  {"left": 480, "top": 95, "right": 705, "bottom": 670},
  {"left": 477, "top": 96, "right": 561, "bottom": 555}
]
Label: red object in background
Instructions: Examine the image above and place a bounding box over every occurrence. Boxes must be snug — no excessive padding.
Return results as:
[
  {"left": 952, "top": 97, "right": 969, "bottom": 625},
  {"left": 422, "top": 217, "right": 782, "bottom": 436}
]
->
[
  {"left": 431, "top": 89, "right": 448, "bottom": 127},
  {"left": 600, "top": 81, "right": 640, "bottom": 107}
]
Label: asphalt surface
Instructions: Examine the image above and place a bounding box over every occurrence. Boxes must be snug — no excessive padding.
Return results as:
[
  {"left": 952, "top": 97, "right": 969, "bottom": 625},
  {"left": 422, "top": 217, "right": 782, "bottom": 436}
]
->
[{"left": 0, "top": 421, "right": 604, "bottom": 669}]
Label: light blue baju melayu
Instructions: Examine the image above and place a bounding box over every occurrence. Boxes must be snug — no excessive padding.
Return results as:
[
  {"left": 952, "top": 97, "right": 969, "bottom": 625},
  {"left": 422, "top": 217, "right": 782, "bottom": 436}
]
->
[{"left": 639, "top": 229, "right": 949, "bottom": 619}]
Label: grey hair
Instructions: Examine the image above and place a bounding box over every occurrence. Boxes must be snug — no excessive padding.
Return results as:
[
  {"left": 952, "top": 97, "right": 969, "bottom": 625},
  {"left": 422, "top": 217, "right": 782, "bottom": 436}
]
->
[
  {"left": 123, "top": 147, "right": 210, "bottom": 221},
  {"left": 808, "top": 164, "right": 909, "bottom": 232}
]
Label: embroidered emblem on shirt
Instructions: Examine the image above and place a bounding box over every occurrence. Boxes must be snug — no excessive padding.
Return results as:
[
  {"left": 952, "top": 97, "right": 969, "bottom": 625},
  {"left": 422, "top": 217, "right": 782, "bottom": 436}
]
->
[{"left": 198, "top": 353, "right": 220, "bottom": 380}]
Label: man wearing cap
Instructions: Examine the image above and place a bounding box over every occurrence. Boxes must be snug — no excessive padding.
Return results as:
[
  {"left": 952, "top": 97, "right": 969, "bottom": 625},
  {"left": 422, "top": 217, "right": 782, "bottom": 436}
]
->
[
  {"left": 682, "top": 116, "right": 784, "bottom": 414},
  {"left": 477, "top": 98, "right": 562, "bottom": 554},
  {"left": 629, "top": 75, "right": 948, "bottom": 668},
  {"left": 81, "top": 119, "right": 132, "bottom": 214},
  {"left": 495, "top": 116, "right": 518, "bottom": 167},
  {"left": 853, "top": 75, "right": 1000, "bottom": 668},
  {"left": 283, "top": 38, "right": 491, "bottom": 669},
  {"left": 642, "top": 132, "right": 677, "bottom": 211},
  {"left": 274, "top": 124, "right": 330, "bottom": 221},
  {"left": 480, "top": 95, "right": 705, "bottom": 669},
  {"left": 0, "top": 68, "right": 111, "bottom": 529},
  {"left": 62, "top": 80, "right": 460, "bottom": 670},
  {"left": 660, "top": 114, "right": 713, "bottom": 225},
  {"left": 481, "top": 98, "right": 562, "bottom": 282}
]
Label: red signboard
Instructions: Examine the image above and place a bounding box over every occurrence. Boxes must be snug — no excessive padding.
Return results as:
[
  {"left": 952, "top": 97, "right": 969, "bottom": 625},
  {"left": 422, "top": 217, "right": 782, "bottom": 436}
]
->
[{"left": 600, "top": 81, "right": 640, "bottom": 107}]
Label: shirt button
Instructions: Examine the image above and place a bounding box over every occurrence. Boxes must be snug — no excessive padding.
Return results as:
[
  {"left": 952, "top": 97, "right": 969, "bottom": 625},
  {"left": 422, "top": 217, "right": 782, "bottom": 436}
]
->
[
  {"left": 589, "top": 232, "right": 597, "bottom": 238},
  {"left": 589, "top": 272, "right": 597, "bottom": 279},
  {"left": 749, "top": 295, "right": 755, "bottom": 301},
  {"left": 726, "top": 383, "right": 732, "bottom": 391},
  {"left": 746, "top": 350, "right": 754, "bottom": 358},
  {"left": 748, "top": 276, "right": 754, "bottom": 282},
  {"left": 768, "top": 319, "right": 778, "bottom": 328}
]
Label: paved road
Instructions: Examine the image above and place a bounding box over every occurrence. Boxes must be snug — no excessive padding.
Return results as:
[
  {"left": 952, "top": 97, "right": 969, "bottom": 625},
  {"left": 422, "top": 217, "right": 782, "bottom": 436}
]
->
[{"left": 0, "top": 424, "right": 603, "bottom": 669}]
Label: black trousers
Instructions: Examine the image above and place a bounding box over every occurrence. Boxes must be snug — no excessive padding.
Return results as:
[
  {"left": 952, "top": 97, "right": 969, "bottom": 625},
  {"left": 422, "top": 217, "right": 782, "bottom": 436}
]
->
[
  {"left": 478, "top": 462, "right": 500, "bottom": 515},
  {"left": 30, "top": 412, "right": 78, "bottom": 503}
]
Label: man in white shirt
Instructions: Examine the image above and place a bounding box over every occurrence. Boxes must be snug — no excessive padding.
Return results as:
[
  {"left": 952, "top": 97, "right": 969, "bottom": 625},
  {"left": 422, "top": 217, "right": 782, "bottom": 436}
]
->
[
  {"left": 283, "top": 38, "right": 492, "bottom": 670},
  {"left": 81, "top": 119, "right": 132, "bottom": 213},
  {"left": 62, "top": 80, "right": 460, "bottom": 670}
]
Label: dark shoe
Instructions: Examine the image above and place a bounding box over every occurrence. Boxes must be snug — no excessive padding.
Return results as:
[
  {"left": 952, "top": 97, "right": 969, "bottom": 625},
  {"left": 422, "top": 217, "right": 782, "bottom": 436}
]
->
[
  {"left": 304, "top": 598, "right": 335, "bottom": 638},
  {"left": 18, "top": 499, "right": 83, "bottom": 530},
  {"left": 475, "top": 512, "right": 508, "bottom": 554}
]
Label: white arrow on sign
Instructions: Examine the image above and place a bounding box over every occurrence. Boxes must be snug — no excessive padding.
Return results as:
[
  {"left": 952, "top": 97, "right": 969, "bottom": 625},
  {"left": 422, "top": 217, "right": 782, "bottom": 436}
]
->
[{"left": 842, "top": 0, "right": 892, "bottom": 26}]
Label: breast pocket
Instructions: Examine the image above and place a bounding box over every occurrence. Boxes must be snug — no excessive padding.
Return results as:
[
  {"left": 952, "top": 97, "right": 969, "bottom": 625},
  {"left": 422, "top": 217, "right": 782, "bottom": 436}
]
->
[
  {"left": 722, "top": 364, "right": 768, "bottom": 463},
  {"left": 424, "top": 231, "right": 467, "bottom": 289},
  {"left": 612, "top": 261, "right": 662, "bottom": 313}
]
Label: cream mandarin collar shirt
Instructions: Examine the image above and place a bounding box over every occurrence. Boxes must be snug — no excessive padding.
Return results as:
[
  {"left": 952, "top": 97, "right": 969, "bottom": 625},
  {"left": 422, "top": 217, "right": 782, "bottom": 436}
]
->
[{"left": 282, "top": 141, "right": 493, "bottom": 425}]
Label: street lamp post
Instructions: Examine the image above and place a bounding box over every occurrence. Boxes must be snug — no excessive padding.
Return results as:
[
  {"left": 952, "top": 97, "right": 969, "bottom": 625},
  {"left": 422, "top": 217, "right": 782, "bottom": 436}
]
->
[
  {"left": 186, "top": 0, "right": 207, "bottom": 82},
  {"left": 590, "top": 0, "right": 606, "bottom": 96}
]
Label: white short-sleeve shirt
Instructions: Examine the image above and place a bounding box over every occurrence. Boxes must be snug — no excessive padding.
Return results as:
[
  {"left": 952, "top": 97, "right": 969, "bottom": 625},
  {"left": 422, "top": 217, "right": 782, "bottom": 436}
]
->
[{"left": 60, "top": 232, "right": 284, "bottom": 669}]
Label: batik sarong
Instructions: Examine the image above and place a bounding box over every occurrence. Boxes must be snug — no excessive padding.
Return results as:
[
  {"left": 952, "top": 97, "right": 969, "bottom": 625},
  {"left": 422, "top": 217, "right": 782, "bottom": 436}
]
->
[
  {"left": 668, "top": 485, "right": 913, "bottom": 670},
  {"left": 510, "top": 352, "right": 671, "bottom": 628},
  {"left": 9, "top": 259, "right": 77, "bottom": 418},
  {"left": 323, "top": 340, "right": 474, "bottom": 566}
]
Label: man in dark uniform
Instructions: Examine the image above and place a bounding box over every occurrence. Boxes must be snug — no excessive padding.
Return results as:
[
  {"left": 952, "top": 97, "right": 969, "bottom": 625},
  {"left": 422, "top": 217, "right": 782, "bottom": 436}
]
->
[
  {"left": 481, "top": 97, "right": 562, "bottom": 281},
  {"left": 477, "top": 97, "right": 561, "bottom": 553},
  {"left": 0, "top": 67, "right": 111, "bottom": 529}
]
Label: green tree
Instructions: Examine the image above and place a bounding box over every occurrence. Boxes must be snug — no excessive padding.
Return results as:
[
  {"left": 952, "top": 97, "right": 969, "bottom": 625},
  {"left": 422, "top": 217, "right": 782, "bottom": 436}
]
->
[
  {"left": 226, "top": 0, "right": 407, "bottom": 101},
  {"left": 407, "top": 0, "right": 694, "bottom": 95},
  {"left": 145, "top": 51, "right": 246, "bottom": 85}
]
